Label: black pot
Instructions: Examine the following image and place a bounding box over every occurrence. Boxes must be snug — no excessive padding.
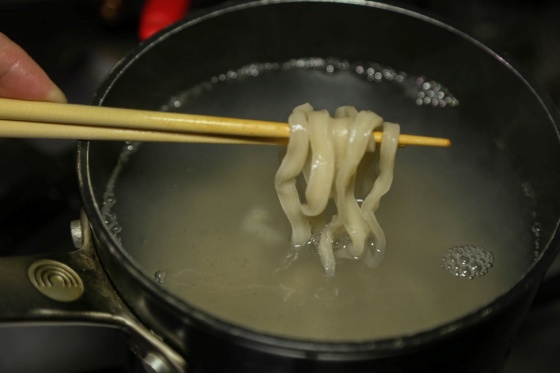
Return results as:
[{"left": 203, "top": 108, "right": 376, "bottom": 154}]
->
[{"left": 2, "top": 1, "right": 560, "bottom": 372}]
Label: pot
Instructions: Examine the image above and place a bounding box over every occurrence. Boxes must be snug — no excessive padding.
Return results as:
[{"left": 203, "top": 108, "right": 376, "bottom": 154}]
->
[{"left": 2, "top": 1, "right": 560, "bottom": 372}]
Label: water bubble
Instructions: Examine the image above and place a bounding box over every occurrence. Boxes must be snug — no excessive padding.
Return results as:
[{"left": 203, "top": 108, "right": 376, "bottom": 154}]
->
[
  {"left": 441, "top": 244, "right": 494, "bottom": 279},
  {"left": 470, "top": 261, "right": 482, "bottom": 273},
  {"left": 532, "top": 220, "right": 542, "bottom": 258},
  {"left": 532, "top": 222, "right": 542, "bottom": 236},
  {"left": 154, "top": 270, "right": 166, "bottom": 284},
  {"left": 481, "top": 308, "right": 493, "bottom": 317},
  {"left": 392, "top": 338, "right": 405, "bottom": 348},
  {"left": 103, "top": 193, "right": 115, "bottom": 205},
  {"left": 102, "top": 211, "right": 115, "bottom": 222},
  {"left": 522, "top": 182, "right": 535, "bottom": 199},
  {"left": 383, "top": 69, "right": 393, "bottom": 80}
]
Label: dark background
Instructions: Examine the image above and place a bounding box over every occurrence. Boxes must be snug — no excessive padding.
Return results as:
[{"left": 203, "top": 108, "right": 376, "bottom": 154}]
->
[{"left": 0, "top": 0, "right": 559, "bottom": 371}]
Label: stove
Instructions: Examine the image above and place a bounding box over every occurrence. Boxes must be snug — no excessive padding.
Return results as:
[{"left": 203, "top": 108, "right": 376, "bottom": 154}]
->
[{"left": 0, "top": 0, "right": 559, "bottom": 372}]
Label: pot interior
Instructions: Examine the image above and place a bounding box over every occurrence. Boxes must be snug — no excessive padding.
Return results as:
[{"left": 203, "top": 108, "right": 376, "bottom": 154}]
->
[{"left": 82, "top": 0, "right": 560, "bottom": 345}]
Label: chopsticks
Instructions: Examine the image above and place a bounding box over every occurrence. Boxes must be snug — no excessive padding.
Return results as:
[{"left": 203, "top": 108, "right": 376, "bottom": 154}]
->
[{"left": 0, "top": 98, "right": 451, "bottom": 147}]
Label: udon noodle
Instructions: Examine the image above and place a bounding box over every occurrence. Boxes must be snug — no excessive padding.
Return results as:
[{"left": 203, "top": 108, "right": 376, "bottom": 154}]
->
[{"left": 275, "top": 103, "right": 400, "bottom": 276}]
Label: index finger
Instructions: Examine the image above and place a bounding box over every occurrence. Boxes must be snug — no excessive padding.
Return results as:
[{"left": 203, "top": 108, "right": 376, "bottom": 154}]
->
[{"left": 0, "top": 32, "right": 67, "bottom": 103}]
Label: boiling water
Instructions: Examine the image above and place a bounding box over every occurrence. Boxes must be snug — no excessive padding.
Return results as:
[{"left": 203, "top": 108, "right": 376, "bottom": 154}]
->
[{"left": 104, "top": 59, "right": 536, "bottom": 341}]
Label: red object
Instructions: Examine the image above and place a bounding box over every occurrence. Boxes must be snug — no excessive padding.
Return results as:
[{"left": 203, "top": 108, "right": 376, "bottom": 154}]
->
[{"left": 139, "top": 0, "right": 191, "bottom": 41}]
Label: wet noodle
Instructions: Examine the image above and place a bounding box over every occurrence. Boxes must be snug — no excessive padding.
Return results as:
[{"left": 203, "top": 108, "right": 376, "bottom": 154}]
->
[{"left": 275, "top": 104, "right": 400, "bottom": 276}]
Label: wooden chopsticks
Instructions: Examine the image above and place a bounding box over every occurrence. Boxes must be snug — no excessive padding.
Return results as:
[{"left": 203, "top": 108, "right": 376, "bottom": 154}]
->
[{"left": 0, "top": 98, "right": 451, "bottom": 147}]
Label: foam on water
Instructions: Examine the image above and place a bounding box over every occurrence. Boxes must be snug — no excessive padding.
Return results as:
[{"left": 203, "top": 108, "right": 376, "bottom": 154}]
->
[{"left": 441, "top": 244, "right": 494, "bottom": 279}]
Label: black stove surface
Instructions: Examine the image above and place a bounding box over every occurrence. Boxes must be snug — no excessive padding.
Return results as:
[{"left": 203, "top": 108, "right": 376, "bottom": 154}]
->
[{"left": 0, "top": 1, "right": 559, "bottom": 372}]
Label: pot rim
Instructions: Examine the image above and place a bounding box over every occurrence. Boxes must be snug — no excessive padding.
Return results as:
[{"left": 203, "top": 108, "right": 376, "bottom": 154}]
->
[{"left": 79, "top": 0, "right": 560, "bottom": 357}]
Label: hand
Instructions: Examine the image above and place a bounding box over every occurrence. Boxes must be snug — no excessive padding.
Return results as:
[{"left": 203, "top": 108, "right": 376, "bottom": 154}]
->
[{"left": 0, "top": 32, "right": 67, "bottom": 103}]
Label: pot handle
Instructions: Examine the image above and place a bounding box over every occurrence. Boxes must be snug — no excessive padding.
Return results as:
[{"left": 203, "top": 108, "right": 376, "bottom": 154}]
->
[{"left": 0, "top": 209, "right": 187, "bottom": 373}]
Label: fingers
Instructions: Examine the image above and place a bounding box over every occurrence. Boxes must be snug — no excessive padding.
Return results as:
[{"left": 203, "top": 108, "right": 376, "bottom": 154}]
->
[{"left": 0, "top": 32, "right": 67, "bottom": 103}]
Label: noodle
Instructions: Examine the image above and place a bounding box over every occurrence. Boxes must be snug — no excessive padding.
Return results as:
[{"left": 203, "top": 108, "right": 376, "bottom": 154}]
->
[
  {"left": 274, "top": 104, "right": 313, "bottom": 246},
  {"left": 275, "top": 103, "right": 400, "bottom": 276}
]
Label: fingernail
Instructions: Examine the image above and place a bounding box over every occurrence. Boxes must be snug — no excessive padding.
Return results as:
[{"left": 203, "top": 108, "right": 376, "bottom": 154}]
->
[{"left": 46, "top": 86, "right": 68, "bottom": 103}]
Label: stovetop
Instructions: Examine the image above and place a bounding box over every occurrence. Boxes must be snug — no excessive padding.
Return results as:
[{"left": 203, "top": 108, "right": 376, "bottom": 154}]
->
[{"left": 0, "top": 0, "right": 559, "bottom": 372}]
